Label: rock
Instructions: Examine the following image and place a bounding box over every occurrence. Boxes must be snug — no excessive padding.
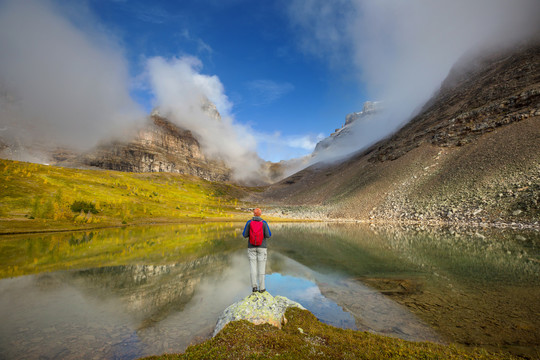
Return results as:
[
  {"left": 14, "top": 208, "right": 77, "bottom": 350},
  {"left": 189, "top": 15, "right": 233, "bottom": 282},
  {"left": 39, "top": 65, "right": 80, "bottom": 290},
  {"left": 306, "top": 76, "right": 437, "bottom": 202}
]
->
[
  {"left": 213, "top": 292, "right": 305, "bottom": 336},
  {"left": 77, "top": 114, "right": 232, "bottom": 182}
]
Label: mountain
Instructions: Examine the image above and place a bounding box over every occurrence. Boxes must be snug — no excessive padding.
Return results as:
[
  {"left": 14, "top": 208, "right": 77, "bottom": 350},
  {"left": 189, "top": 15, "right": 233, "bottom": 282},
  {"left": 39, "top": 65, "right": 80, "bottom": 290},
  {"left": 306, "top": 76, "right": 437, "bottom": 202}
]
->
[
  {"left": 262, "top": 101, "right": 383, "bottom": 183},
  {"left": 69, "top": 112, "right": 232, "bottom": 182},
  {"left": 313, "top": 101, "right": 380, "bottom": 154},
  {"left": 0, "top": 95, "right": 233, "bottom": 182},
  {"left": 257, "top": 42, "right": 540, "bottom": 225},
  {"left": 0, "top": 92, "right": 236, "bottom": 181}
]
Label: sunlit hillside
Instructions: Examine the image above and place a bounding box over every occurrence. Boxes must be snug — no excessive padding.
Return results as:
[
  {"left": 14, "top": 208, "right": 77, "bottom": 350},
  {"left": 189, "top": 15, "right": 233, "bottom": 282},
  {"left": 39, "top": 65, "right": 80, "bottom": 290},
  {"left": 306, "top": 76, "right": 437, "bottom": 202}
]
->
[{"left": 0, "top": 159, "right": 258, "bottom": 234}]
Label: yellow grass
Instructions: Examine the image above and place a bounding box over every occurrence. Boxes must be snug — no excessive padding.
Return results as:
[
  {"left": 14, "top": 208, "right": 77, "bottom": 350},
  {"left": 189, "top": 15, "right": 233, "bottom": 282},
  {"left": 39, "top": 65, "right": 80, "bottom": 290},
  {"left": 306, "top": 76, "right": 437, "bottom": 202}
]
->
[{"left": 0, "top": 159, "right": 254, "bottom": 234}]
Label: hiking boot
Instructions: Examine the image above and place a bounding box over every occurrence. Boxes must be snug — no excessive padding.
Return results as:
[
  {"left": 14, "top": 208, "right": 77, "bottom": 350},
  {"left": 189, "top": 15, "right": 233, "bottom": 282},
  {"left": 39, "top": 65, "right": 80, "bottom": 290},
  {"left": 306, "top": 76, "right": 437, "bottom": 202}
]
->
[
  {"left": 252, "top": 287, "right": 258, "bottom": 293},
  {"left": 259, "top": 289, "right": 266, "bottom": 293}
]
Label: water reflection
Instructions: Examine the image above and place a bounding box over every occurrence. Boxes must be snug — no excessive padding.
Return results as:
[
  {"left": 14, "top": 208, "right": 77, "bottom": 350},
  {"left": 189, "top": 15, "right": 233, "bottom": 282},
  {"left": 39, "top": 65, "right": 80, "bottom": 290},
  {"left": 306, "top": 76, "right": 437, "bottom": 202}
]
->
[
  {"left": 270, "top": 223, "right": 540, "bottom": 358},
  {"left": 269, "top": 223, "right": 540, "bottom": 285},
  {"left": 0, "top": 223, "right": 242, "bottom": 278},
  {"left": 267, "top": 273, "right": 357, "bottom": 330},
  {"left": 266, "top": 252, "right": 440, "bottom": 343},
  {"left": 0, "top": 252, "right": 363, "bottom": 359},
  {"left": 0, "top": 222, "right": 538, "bottom": 359}
]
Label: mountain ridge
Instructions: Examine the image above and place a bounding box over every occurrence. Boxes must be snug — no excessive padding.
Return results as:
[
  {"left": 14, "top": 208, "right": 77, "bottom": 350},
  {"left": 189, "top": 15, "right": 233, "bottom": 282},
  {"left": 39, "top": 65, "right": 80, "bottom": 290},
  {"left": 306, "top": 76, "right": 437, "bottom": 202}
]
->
[{"left": 255, "top": 42, "right": 540, "bottom": 225}]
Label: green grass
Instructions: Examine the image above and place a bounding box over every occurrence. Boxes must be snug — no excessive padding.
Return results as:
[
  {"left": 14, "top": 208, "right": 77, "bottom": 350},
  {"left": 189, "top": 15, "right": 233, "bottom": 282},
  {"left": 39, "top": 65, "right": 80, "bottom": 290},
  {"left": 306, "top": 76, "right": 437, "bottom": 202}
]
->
[
  {"left": 0, "top": 159, "right": 254, "bottom": 233},
  {"left": 142, "top": 307, "right": 517, "bottom": 360}
]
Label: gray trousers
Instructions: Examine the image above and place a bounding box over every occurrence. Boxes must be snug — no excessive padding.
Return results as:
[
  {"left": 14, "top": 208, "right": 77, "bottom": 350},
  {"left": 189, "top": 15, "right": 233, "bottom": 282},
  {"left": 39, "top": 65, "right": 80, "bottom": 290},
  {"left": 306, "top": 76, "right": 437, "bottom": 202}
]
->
[{"left": 248, "top": 247, "right": 267, "bottom": 290}]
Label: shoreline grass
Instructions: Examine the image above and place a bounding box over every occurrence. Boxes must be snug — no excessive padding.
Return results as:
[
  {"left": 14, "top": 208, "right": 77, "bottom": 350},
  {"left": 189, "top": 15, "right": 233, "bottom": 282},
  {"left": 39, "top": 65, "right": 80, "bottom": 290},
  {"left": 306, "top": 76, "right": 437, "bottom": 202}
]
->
[{"left": 142, "top": 307, "right": 518, "bottom": 360}]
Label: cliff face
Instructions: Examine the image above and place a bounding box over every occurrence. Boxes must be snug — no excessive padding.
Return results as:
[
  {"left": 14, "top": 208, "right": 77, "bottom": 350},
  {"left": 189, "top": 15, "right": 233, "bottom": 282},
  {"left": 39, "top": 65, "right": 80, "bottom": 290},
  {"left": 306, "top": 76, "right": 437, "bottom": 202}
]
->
[
  {"left": 0, "top": 88, "right": 233, "bottom": 182},
  {"left": 257, "top": 42, "right": 540, "bottom": 225},
  {"left": 78, "top": 114, "right": 231, "bottom": 182}
]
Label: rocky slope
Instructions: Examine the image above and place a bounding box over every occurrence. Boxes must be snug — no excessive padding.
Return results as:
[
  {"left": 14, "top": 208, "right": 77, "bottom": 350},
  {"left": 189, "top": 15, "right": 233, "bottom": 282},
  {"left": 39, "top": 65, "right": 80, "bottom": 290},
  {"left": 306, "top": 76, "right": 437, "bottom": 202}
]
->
[{"left": 257, "top": 42, "right": 540, "bottom": 226}]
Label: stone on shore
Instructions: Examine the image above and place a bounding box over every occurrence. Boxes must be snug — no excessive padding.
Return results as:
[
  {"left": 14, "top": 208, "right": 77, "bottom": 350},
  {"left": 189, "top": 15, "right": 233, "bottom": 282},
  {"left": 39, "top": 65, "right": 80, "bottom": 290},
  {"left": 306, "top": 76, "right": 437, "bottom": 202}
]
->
[{"left": 213, "top": 291, "right": 305, "bottom": 336}]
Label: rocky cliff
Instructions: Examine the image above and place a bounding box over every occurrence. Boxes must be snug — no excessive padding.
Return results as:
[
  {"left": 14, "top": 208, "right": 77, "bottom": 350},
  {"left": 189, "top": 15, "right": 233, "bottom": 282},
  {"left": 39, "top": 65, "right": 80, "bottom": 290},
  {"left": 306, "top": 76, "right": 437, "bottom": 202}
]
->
[
  {"left": 0, "top": 91, "right": 233, "bottom": 182},
  {"left": 73, "top": 113, "right": 232, "bottom": 182},
  {"left": 257, "top": 42, "right": 540, "bottom": 225}
]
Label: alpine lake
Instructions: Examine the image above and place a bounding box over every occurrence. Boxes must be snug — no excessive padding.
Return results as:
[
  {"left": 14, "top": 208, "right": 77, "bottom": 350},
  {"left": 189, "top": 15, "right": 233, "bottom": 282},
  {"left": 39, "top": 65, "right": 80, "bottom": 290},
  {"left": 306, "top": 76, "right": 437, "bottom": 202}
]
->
[{"left": 0, "top": 222, "right": 538, "bottom": 359}]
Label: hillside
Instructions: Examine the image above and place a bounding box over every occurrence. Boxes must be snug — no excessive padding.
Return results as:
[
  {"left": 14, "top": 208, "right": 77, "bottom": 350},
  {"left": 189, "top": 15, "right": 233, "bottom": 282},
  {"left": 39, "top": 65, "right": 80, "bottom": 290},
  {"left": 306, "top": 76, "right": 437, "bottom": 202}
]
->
[
  {"left": 0, "top": 158, "right": 252, "bottom": 234},
  {"left": 257, "top": 42, "right": 540, "bottom": 226}
]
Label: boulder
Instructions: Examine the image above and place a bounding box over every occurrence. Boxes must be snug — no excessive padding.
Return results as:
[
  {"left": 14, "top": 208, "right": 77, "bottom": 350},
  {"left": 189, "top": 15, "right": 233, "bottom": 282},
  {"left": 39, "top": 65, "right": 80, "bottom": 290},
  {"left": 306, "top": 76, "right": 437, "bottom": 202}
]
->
[{"left": 213, "top": 292, "right": 305, "bottom": 336}]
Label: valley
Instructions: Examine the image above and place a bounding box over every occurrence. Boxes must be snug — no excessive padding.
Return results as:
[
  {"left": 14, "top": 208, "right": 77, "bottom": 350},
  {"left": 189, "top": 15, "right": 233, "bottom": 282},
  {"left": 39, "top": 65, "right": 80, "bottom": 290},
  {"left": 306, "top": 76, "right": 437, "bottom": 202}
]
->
[{"left": 0, "top": 24, "right": 539, "bottom": 360}]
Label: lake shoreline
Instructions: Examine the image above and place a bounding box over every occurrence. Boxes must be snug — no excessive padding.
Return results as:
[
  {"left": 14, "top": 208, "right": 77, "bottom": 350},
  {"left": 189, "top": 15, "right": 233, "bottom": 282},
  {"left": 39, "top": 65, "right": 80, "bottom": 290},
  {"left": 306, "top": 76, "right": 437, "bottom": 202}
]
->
[
  {"left": 0, "top": 214, "right": 308, "bottom": 236},
  {"left": 1, "top": 213, "right": 538, "bottom": 237}
]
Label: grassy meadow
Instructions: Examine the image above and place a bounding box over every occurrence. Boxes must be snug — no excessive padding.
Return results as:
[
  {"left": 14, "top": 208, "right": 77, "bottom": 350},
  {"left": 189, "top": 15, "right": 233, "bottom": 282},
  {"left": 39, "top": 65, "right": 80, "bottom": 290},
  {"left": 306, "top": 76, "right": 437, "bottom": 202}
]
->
[{"left": 0, "top": 159, "right": 261, "bottom": 234}]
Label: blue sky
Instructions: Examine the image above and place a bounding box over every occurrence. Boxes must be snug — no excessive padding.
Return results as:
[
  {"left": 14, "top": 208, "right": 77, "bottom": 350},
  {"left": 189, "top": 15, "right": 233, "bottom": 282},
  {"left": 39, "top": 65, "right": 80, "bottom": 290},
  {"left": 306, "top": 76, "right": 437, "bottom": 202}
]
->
[{"left": 83, "top": 0, "right": 368, "bottom": 162}]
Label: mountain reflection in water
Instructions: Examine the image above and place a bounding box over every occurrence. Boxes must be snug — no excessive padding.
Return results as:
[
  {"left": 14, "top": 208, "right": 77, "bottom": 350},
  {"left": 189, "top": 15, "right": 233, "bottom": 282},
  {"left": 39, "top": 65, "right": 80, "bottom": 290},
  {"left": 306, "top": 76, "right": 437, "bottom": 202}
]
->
[{"left": 0, "top": 222, "right": 538, "bottom": 359}]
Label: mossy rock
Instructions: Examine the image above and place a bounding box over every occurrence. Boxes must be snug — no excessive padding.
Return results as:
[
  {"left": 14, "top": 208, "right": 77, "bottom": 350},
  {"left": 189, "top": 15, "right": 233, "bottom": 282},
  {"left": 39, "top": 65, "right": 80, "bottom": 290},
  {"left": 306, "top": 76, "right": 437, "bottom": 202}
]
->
[{"left": 213, "top": 292, "right": 305, "bottom": 336}]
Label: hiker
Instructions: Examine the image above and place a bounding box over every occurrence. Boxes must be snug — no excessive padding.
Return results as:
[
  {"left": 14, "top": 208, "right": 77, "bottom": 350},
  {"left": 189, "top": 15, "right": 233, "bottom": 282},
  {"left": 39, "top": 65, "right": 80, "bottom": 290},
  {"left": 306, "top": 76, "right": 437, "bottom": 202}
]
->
[{"left": 242, "top": 208, "right": 271, "bottom": 293}]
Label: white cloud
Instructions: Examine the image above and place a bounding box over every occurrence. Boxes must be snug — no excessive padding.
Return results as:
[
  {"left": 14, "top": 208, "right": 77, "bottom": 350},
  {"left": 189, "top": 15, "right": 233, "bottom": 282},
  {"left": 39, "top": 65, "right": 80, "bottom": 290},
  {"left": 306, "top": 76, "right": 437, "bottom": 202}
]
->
[
  {"left": 0, "top": 0, "right": 144, "bottom": 150},
  {"left": 286, "top": 0, "right": 358, "bottom": 71},
  {"left": 179, "top": 29, "right": 214, "bottom": 56},
  {"left": 146, "top": 55, "right": 265, "bottom": 182},
  {"left": 285, "top": 133, "right": 325, "bottom": 151}
]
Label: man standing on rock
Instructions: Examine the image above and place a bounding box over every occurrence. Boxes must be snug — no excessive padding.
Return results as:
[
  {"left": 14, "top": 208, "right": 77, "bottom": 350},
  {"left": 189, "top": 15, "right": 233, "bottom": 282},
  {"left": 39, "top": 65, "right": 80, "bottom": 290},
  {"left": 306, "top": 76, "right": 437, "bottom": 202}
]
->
[{"left": 242, "top": 208, "right": 271, "bottom": 293}]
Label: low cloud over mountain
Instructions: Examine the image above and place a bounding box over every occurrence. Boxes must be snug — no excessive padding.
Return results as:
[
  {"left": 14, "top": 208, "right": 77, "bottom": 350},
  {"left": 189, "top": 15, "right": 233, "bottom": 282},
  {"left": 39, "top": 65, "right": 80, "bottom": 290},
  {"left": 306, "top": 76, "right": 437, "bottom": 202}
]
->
[{"left": 287, "top": 0, "right": 540, "bottom": 162}]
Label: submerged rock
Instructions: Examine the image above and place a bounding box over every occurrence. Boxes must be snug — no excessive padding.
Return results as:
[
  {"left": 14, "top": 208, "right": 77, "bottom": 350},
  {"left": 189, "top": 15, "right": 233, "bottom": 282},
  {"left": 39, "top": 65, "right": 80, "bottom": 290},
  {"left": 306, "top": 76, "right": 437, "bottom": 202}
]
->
[{"left": 213, "top": 292, "right": 305, "bottom": 336}]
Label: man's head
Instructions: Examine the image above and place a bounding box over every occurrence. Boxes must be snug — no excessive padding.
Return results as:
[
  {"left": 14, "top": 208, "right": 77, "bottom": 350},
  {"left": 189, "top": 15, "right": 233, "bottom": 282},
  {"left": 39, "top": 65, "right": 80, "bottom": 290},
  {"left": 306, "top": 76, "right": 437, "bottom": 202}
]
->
[{"left": 253, "top": 208, "right": 262, "bottom": 216}]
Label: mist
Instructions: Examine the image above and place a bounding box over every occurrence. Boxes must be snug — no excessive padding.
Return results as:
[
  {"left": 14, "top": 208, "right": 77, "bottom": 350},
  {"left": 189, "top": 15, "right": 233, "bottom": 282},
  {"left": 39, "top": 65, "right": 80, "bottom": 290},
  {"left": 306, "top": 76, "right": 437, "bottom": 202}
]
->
[
  {"left": 146, "top": 56, "right": 264, "bottom": 183},
  {"left": 288, "top": 0, "right": 540, "bottom": 164},
  {"left": 0, "top": 0, "right": 264, "bottom": 182},
  {"left": 0, "top": 0, "right": 144, "bottom": 156}
]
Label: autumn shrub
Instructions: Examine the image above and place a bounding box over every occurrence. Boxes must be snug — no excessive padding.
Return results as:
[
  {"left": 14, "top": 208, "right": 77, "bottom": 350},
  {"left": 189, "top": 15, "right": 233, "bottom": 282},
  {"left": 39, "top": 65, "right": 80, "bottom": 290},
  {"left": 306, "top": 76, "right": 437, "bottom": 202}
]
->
[{"left": 70, "top": 200, "right": 98, "bottom": 214}]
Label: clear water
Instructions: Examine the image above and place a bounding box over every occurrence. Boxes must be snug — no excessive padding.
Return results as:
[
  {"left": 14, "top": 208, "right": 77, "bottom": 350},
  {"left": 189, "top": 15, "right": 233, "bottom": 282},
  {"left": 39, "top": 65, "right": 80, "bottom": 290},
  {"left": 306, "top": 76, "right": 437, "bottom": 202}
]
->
[{"left": 0, "top": 222, "right": 538, "bottom": 359}]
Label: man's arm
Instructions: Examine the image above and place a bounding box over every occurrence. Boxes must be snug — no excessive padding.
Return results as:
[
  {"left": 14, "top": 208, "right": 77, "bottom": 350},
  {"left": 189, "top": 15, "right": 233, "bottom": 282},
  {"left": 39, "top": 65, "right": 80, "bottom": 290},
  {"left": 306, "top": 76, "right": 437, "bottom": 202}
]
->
[
  {"left": 242, "top": 220, "right": 251, "bottom": 238},
  {"left": 263, "top": 221, "right": 271, "bottom": 238}
]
